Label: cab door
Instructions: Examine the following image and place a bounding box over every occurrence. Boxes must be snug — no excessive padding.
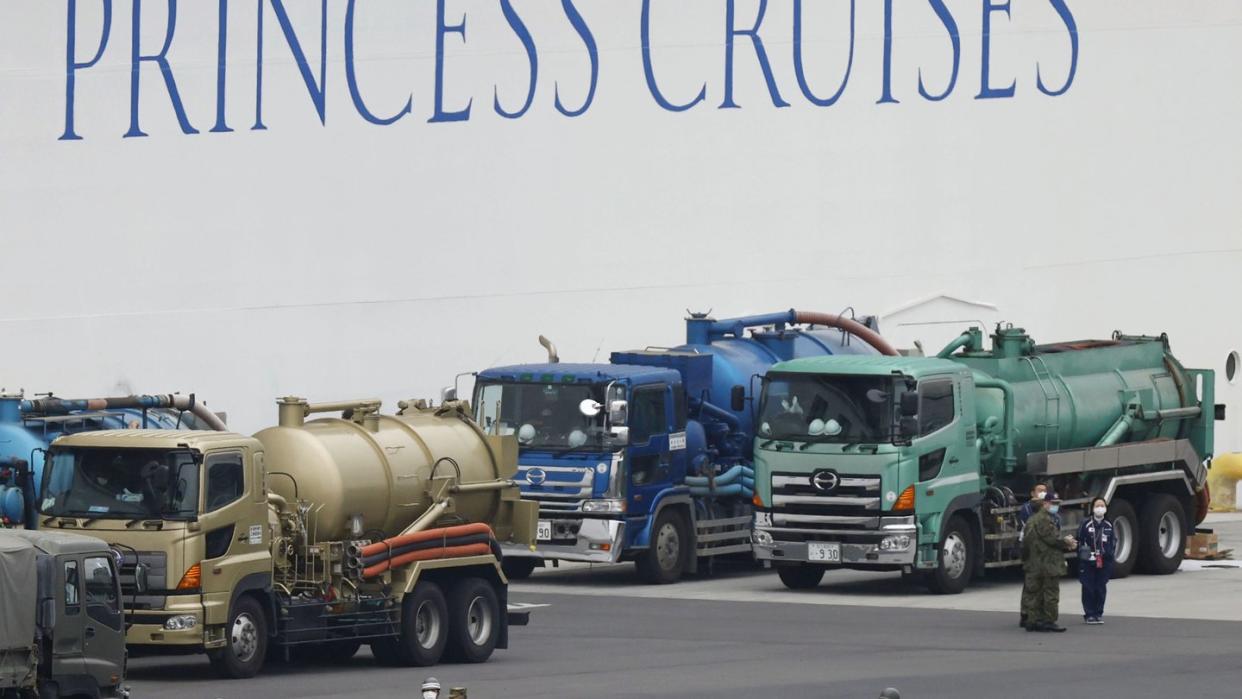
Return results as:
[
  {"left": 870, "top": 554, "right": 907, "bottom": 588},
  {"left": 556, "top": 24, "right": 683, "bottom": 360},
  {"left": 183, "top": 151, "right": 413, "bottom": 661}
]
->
[
  {"left": 195, "top": 449, "right": 269, "bottom": 626},
  {"left": 913, "top": 376, "right": 976, "bottom": 505},
  {"left": 80, "top": 554, "right": 125, "bottom": 689},
  {"left": 626, "top": 384, "right": 673, "bottom": 514}
]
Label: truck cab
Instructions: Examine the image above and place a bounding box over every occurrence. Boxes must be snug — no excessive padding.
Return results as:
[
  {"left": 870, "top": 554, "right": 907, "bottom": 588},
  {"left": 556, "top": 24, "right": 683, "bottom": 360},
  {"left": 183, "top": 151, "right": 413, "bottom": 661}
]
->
[
  {"left": 751, "top": 357, "right": 981, "bottom": 590},
  {"left": 1, "top": 529, "right": 128, "bottom": 699},
  {"left": 474, "top": 363, "right": 697, "bottom": 580},
  {"left": 35, "top": 431, "right": 273, "bottom": 659}
]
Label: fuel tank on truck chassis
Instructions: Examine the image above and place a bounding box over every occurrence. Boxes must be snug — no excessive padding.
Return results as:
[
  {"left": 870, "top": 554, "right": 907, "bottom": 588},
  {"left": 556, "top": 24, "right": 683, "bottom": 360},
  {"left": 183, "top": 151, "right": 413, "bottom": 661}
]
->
[
  {"left": 254, "top": 397, "right": 528, "bottom": 543},
  {"left": 945, "top": 326, "right": 1213, "bottom": 477}
]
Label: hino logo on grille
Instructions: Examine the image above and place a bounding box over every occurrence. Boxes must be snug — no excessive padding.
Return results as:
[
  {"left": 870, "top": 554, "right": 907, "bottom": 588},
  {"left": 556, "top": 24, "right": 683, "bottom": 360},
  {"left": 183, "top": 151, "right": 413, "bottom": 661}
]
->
[
  {"left": 811, "top": 470, "right": 840, "bottom": 492},
  {"left": 526, "top": 468, "right": 547, "bottom": 486}
]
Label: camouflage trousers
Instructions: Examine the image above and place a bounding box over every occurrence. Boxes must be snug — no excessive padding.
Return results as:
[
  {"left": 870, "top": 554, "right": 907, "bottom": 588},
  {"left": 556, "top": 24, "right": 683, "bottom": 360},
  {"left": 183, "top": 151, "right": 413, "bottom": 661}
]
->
[{"left": 1021, "top": 570, "right": 1061, "bottom": 625}]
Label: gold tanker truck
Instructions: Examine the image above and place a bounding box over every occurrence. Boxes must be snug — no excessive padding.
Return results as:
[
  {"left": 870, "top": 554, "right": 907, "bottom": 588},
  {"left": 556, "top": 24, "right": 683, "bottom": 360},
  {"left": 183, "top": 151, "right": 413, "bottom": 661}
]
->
[{"left": 32, "top": 396, "right": 537, "bottom": 679}]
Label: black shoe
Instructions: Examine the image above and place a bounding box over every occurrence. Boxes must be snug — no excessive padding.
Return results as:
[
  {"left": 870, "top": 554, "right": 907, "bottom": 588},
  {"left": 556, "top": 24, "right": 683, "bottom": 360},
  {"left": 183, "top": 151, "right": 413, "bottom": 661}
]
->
[
  {"left": 1019, "top": 615, "right": 1028, "bottom": 628},
  {"left": 1026, "top": 623, "right": 1047, "bottom": 632},
  {"left": 1046, "top": 623, "right": 1067, "bottom": 632}
]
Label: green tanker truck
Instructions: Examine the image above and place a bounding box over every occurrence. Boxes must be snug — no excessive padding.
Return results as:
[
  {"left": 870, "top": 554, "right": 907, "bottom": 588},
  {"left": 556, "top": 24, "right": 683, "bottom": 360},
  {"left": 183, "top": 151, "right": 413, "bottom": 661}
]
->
[{"left": 751, "top": 325, "right": 1222, "bottom": 593}]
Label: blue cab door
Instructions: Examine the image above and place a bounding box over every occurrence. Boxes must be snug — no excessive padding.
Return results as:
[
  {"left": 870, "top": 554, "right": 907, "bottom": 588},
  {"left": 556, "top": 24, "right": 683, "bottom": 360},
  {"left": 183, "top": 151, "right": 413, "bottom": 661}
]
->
[{"left": 626, "top": 383, "right": 673, "bottom": 516}]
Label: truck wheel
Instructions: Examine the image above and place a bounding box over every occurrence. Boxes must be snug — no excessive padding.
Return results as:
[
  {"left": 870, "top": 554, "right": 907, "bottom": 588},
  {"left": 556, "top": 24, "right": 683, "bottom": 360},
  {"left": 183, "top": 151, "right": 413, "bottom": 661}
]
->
[
  {"left": 926, "top": 515, "right": 973, "bottom": 595},
  {"left": 444, "top": 577, "right": 501, "bottom": 663},
  {"left": 636, "top": 510, "right": 687, "bottom": 584},
  {"left": 1136, "top": 494, "right": 1186, "bottom": 575},
  {"left": 207, "top": 595, "right": 269, "bottom": 679},
  {"left": 1106, "top": 498, "right": 1139, "bottom": 579},
  {"left": 396, "top": 580, "right": 449, "bottom": 666},
  {"left": 777, "top": 564, "right": 825, "bottom": 590},
  {"left": 501, "top": 557, "right": 538, "bottom": 580}
]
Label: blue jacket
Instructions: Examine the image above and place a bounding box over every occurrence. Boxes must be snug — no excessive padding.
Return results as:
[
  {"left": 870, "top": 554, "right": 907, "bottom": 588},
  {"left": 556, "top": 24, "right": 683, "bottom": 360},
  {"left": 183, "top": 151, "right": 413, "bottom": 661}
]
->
[{"left": 1077, "top": 516, "right": 1116, "bottom": 562}]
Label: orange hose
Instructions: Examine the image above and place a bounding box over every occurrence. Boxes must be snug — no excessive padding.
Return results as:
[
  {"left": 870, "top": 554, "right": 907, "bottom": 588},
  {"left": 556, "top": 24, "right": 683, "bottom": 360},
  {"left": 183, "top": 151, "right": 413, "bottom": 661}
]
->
[
  {"left": 362, "top": 542, "right": 494, "bottom": 578},
  {"left": 793, "top": 311, "right": 899, "bottom": 356},
  {"left": 359, "top": 523, "right": 494, "bottom": 558}
]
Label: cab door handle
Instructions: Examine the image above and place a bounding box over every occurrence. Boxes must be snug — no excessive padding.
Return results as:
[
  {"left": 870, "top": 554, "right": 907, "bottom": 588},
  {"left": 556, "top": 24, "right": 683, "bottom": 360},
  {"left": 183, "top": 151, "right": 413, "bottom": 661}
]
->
[
  {"left": 948, "top": 457, "right": 960, "bottom": 464},
  {"left": 85, "top": 626, "right": 96, "bottom": 639}
]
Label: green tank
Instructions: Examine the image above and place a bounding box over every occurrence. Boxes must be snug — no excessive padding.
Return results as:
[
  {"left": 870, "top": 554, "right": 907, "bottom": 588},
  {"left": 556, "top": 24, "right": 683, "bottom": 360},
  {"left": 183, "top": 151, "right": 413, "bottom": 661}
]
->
[{"left": 943, "top": 326, "right": 1207, "bottom": 476}]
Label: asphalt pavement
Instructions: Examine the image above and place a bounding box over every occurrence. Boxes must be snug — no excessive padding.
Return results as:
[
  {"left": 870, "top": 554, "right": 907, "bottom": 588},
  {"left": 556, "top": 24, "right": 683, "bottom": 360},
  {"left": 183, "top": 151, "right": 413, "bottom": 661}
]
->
[{"left": 126, "top": 514, "right": 1242, "bottom": 698}]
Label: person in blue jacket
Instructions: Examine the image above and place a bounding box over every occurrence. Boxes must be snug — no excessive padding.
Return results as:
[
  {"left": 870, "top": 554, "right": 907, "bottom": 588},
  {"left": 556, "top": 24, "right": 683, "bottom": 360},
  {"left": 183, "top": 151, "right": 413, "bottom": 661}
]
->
[{"left": 1077, "top": 497, "right": 1116, "bottom": 624}]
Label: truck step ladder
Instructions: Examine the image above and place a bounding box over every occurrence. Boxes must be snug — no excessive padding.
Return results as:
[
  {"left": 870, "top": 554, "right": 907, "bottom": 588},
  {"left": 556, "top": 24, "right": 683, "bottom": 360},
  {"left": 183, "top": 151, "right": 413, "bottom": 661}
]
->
[{"left": 1022, "top": 355, "right": 1063, "bottom": 452}]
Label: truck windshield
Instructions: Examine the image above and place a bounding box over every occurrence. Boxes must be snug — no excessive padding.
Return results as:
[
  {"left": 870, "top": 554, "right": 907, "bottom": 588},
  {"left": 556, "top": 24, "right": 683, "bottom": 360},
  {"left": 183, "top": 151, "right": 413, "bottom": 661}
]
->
[
  {"left": 759, "top": 374, "right": 899, "bottom": 444},
  {"left": 474, "top": 381, "right": 610, "bottom": 450},
  {"left": 39, "top": 448, "right": 200, "bottom": 520}
]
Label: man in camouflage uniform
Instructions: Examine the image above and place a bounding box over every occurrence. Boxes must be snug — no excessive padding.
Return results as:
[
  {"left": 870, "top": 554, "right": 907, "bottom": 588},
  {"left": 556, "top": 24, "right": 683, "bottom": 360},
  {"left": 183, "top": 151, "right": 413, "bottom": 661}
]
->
[{"left": 1021, "top": 491, "right": 1075, "bottom": 632}]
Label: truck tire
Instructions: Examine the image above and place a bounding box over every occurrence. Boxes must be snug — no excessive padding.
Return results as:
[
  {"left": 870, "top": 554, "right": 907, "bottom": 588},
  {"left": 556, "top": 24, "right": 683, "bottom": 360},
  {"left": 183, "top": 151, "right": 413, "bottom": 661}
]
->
[
  {"left": 1136, "top": 493, "right": 1186, "bottom": 575},
  {"left": 397, "top": 580, "right": 449, "bottom": 666},
  {"left": 636, "top": 510, "right": 687, "bottom": 584},
  {"left": 207, "top": 595, "right": 269, "bottom": 679},
  {"left": 777, "top": 564, "right": 825, "bottom": 590},
  {"left": 501, "top": 557, "right": 538, "bottom": 580},
  {"left": 443, "top": 577, "right": 501, "bottom": 663},
  {"left": 926, "top": 515, "right": 974, "bottom": 595},
  {"left": 1106, "top": 498, "right": 1139, "bottom": 579}
]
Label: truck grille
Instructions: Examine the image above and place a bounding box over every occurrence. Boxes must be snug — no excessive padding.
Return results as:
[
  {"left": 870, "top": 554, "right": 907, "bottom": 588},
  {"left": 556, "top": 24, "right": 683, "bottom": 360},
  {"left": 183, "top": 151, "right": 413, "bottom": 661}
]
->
[
  {"left": 770, "top": 471, "right": 882, "bottom": 530},
  {"left": 117, "top": 551, "right": 169, "bottom": 609},
  {"left": 517, "top": 465, "right": 594, "bottom": 513}
]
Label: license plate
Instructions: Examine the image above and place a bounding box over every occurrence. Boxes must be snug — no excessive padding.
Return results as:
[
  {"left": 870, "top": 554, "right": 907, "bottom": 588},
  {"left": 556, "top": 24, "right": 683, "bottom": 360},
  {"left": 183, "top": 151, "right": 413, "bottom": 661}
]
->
[
  {"left": 536, "top": 520, "right": 552, "bottom": 542},
  {"left": 807, "top": 542, "right": 841, "bottom": 563}
]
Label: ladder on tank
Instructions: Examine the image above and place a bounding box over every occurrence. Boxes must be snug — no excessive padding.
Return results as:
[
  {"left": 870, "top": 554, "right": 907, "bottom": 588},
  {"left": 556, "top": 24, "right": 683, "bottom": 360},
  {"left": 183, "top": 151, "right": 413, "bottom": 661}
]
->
[{"left": 1021, "top": 355, "right": 1062, "bottom": 452}]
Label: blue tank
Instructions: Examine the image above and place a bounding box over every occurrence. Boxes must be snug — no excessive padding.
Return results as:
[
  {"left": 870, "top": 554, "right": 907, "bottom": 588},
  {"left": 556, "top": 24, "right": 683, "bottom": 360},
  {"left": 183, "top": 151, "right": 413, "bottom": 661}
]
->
[
  {"left": 0, "top": 393, "right": 208, "bottom": 527},
  {"left": 611, "top": 310, "right": 886, "bottom": 484}
]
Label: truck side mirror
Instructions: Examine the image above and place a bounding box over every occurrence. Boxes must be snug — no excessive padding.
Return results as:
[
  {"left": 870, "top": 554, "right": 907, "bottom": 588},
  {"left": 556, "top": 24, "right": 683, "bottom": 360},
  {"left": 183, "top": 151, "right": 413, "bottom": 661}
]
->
[
  {"left": 899, "top": 392, "right": 920, "bottom": 417},
  {"left": 730, "top": 385, "right": 745, "bottom": 412},
  {"left": 899, "top": 417, "right": 919, "bottom": 440},
  {"left": 133, "top": 562, "right": 149, "bottom": 595},
  {"left": 609, "top": 400, "right": 628, "bottom": 426}
]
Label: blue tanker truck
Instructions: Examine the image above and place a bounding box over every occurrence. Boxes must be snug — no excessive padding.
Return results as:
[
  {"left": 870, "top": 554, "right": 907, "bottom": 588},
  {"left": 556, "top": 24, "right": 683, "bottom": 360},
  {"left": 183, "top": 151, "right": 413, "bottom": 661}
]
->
[
  {"left": 472, "top": 310, "right": 898, "bottom": 583},
  {"left": 0, "top": 392, "right": 226, "bottom": 528}
]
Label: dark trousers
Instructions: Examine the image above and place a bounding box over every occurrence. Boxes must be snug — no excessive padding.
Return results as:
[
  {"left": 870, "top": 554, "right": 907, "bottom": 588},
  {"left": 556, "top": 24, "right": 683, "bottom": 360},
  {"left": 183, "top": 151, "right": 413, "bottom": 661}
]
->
[{"left": 1079, "top": 563, "right": 1110, "bottom": 618}]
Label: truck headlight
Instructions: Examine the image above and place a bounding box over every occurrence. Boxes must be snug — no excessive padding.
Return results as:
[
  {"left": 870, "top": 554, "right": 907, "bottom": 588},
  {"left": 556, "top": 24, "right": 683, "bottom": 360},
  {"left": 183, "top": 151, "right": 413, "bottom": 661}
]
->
[
  {"left": 582, "top": 499, "right": 625, "bottom": 514},
  {"left": 754, "top": 529, "right": 774, "bottom": 546},
  {"left": 879, "top": 535, "right": 912, "bottom": 551},
  {"left": 164, "top": 615, "right": 198, "bottom": 631}
]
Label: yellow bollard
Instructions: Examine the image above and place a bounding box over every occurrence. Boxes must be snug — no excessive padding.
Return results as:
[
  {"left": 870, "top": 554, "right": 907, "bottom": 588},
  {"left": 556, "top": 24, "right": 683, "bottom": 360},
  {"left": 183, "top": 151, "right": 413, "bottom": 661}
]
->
[{"left": 1208, "top": 453, "right": 1242, "bottom": 512}]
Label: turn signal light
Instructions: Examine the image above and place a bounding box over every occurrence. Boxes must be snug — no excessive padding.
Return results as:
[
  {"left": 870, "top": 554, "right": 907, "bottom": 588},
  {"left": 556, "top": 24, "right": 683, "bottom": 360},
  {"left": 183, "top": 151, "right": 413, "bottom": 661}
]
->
[
  {"left": 752, "top": 492, "right": 765, "bottom": 508},
  {"left": 176, "top": 563, "right": 201, "bottom": 590},
  {"left": 893, "top": 486, "right": 916, "bottom": 513}
]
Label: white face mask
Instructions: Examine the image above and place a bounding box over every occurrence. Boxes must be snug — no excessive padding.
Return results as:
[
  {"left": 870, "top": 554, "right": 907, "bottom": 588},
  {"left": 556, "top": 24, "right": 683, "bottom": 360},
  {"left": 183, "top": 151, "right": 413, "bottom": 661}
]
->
[
  {"left": 423, "top": 692, "right": 438, "bottom": 699},
  {"left": 1093, "top": 506, "right": 1107, "bottom": 519}
]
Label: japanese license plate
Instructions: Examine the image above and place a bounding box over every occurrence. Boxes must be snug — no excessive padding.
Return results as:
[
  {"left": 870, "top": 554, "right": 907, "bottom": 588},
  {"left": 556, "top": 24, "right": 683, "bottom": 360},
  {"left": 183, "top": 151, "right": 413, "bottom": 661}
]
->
[
  {"left": 536, "top": 520, "right": 552, "bottom": 542},
  {"left": 807, "top": 542, "right": 841, "bottom": 563}
]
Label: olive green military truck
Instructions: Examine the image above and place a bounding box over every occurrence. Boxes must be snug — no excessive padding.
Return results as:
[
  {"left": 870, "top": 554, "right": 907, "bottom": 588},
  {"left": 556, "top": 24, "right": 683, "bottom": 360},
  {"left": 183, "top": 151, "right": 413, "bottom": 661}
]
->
[
  {"left": 1, "top": 529, "right": 128, "bottom": 699},
  {"left": 33, "top": 397, "right": 537, "bottom": 679}
]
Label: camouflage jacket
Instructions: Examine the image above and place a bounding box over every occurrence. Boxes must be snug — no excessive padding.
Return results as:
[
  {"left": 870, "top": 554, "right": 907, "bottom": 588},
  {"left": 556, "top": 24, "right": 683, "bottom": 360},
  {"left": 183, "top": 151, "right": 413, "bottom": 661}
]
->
[{"left": 1022, "top": 508, "right": 1067, "bottom": 577}]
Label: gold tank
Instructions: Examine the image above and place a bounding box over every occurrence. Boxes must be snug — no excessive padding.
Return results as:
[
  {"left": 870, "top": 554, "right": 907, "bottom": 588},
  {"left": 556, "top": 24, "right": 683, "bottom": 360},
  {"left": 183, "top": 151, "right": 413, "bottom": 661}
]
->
[{"left": 254, "top": 397, "right": 519, "bottom": 542}]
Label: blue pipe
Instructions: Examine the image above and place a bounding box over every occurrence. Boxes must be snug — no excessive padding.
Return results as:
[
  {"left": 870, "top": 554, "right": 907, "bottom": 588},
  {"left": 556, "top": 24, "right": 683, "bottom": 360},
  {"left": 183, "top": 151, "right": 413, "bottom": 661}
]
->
[
  {"left": 683, "top": 465, "right": 754, "bottom": 486},
  {"left": 686, "top": 310, "right": 797, "bottom": 345},
  {"left": 688, "top": 483, "right": 752, "bottom": 498},
  {"left": 696, "top": 400, "right": 741, "bottom": 431}
]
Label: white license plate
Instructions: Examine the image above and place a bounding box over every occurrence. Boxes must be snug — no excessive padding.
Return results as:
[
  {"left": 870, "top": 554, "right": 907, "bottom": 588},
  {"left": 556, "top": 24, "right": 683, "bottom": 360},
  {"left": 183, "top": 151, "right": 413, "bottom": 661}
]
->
[
  {"left": 807, "top": 542, "right": 841, "bottom": 563},
  {"left": 536, "top": 520, "right": 552, "bottom": 542}
]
